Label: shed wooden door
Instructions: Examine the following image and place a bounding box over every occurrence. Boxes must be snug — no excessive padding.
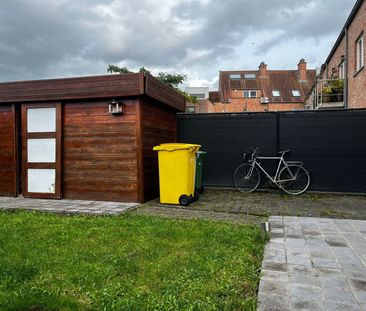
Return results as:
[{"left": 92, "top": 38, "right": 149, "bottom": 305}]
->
[
  {"left": 22, "top": 103, "right": 62, "bottom": 199},
  {"left": 0, "top": 105, "right": 17, "bottom": 197}
]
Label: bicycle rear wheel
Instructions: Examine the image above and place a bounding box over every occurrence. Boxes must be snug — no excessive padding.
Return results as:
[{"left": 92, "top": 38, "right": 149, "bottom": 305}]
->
[
  {"left": 233, "top": 163, "right": 260, "bottom": 193},
  {"left": 278, "top": 164, "right": 310, "bottom": 195}
]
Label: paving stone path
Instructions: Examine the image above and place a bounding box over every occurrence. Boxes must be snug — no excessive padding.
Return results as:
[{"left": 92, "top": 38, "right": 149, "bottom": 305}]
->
[
  {"left": 0, "top": 197, "right": 138, "bottom": 215},
  {"left": 258, "top": 216, "right": 366, "bottom": 311}
]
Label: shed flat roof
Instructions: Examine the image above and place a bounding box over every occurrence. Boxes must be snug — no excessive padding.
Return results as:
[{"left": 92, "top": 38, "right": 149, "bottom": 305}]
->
[{"left": 0, "top": 72, "right": 185, "bottom": 111}]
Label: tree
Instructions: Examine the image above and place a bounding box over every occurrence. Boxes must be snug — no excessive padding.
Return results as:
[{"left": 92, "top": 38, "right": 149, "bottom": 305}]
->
[
  {"left": 107, "top": 65, "right": 197, "bottom": 104},
  {"left": 138, "top": 67, "right": 150, "bottom": 74},
  {"left": 107, "top": 65, "right": 131, "bottom": 74},
  {"left": 156, "top": 72, "right": 186, "bottom": 88}
]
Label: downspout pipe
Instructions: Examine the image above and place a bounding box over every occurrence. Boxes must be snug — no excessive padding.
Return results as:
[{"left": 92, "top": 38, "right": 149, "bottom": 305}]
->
[{"left": 344, "top": 27, "right": 349, "bottom": 109}]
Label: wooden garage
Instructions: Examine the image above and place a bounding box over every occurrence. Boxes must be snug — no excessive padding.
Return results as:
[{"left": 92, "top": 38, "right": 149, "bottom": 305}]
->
[{"left": 0, "top": 73, "right": 185, "bottom": 203}]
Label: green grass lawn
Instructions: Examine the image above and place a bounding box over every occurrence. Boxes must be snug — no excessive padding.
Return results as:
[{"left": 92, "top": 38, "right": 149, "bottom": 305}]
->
[{"left": 0, "top": 211, "right": 265, "bottom": 311}]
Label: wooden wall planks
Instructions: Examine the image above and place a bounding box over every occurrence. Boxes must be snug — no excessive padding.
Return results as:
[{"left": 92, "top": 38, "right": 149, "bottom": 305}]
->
[
  {"left": 0, "top": 74, "right": 144, "bottom": 103},
  {"left": 62, "top": 100, "right": 139, "bottom": 202},
  {"left": 145, "top": 73, "right": 186, "bottom": 111},
  {"left": 0, "top": 105, "right": 16, "bottom": 196},
  {"left": 140, "top": 98, "right": 177, "bottom": 201},
  {"left": 0, "top": 73, "right": 183, "bottom": 203},
  {"left": 0, "top": 73, "right": 186, "bottom": 113}
]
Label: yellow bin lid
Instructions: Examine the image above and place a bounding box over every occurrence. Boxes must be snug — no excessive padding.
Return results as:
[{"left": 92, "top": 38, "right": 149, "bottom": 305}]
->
[{"left": 153, "top": 143, "right": 201, "bottom": 151}]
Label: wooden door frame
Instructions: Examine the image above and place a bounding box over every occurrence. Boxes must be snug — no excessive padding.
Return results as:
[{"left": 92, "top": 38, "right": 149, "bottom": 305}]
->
[
  {"left": 22, "top": 103, "right": 62, "bottom": 199},
  {"left": 12, "top": 104, "right": 18, "bottom": 196}
]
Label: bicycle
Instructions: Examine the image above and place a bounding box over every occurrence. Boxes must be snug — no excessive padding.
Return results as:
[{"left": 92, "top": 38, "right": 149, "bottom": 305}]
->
[{"left": 233, "top": 147, "right": 310, "bottom": 195}]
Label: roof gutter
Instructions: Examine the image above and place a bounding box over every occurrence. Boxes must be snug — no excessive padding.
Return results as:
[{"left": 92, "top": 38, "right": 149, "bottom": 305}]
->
[{"left": 344, "top": 28, "right": 349, "bottom": 109}]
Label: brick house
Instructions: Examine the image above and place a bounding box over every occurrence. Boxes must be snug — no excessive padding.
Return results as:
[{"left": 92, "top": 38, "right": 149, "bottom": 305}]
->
[
  {"left": 312, "top": 0, "right": 365, "bottom": 109},
  {"left": 185, "top": 86, "right": 211, "bottom": 113},
  {"left": 205, "top": 60, "right": 315, "bottom": 113}
]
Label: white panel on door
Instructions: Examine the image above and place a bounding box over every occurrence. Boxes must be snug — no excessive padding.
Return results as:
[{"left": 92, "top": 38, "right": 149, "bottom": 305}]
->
[
  {"left": 28, "top": 139, "right": 56, "bottom": 163},
  {"left": 27, "top": 108, "right": 56, "bottom": 133},
  {"left": 28, "top": 169, "right": 56, "bottom": 193}
]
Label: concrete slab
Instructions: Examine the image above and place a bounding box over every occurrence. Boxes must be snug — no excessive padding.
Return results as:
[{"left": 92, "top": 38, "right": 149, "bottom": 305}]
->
[
  {"left": 0, "top": 196, "right": 139, "bottom": 215},
  {"left": 258, "top": 216, "right": 366, "bottom": 311}
]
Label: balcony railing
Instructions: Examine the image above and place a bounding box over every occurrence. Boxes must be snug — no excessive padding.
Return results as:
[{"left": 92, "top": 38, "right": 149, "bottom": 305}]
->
[{"left": 312, "top": 79, "right": 345, "bottom": 110}]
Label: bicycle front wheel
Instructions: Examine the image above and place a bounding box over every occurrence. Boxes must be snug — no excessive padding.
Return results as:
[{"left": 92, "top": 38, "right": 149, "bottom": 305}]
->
[
  {"left": 279, "top": 164, "right": 310, "bottom": 195},
  {"left": 233, "top": 164, "right": 260, "bottom": 193}
]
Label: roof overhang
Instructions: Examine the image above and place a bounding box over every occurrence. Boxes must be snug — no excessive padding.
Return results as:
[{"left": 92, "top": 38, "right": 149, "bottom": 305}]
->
[{"left": 0, "top": 72, "right": 185, "bottom": 111}]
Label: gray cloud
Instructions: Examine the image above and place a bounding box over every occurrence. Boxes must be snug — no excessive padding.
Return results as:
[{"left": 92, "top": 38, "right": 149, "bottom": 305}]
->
[
  {"left": 0, "top": 0, "right": 356, "bottom": 86},
  {"left": 173, "top": 0, "right": 354, "bottom": 55}
]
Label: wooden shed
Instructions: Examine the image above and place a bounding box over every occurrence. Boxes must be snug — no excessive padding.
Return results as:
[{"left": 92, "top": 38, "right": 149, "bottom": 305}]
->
[{"left": 0, "top": 73, "right": 185, "bottom": 203}]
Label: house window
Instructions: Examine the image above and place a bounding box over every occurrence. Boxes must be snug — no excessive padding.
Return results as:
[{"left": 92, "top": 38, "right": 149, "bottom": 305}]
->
[
  {"left": 243, "top": 90, "right": 257, "bottom": 98},
  {"left": 272, "top": 90, "right": 281, "bottom": 97},
  {"left": 339, "top": 61, "right": 345, "bottom": 79},
  {"left": 356, "top": 34, "right": 364, "bottom": 71},
  {"left": 291, "top": 90, "right": 301, "bottom": 97},
  {"left": 244, "top": 73, "right": 256, "bottom": 79},
  {"left": 229, "top": 74, "right": 241, "bottom": 79},
  {"left": 186, "top": 106, "right": 195, "bottom": 113}
]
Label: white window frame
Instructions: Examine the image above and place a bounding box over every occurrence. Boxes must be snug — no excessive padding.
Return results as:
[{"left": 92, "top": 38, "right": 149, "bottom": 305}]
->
[
  {"left": 243, "top": 90, "right": 257, "bottom": 98},
  {"left": 291, "top": 90, "right": 301, "bottom": 97},
  {"left": 229, "top": 74, "right": 241, "bottom": 79},
  {"left": 272, "top": 90, "right": 281, "bottom": 97},
  {"left": 244, "top": 73, "right": 256, "bottom": 79},
  {"left": 338, "top": 61, "right": 345, "bottom": 80},
  {"left": 356, "top": 34, "right": 364, "bottom": 71}
]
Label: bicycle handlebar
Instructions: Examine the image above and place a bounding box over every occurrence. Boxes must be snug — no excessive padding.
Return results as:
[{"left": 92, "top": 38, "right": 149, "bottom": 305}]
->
[{"left": 243, "top": 146, "right": 259, "bottom": 161}]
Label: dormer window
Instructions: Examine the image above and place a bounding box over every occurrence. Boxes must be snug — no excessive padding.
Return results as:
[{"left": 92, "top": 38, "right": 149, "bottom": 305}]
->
[
  {"left": 272, "top": 90, "right": 281, "bottom": 97},
  {"left": 244, "top": 73, "right": 256, "bottom": 79},
  {"left": 229, "top": 74, "right": 241, "bottom": 79},
  {"left": 291, "top": 90, "right": 301, "bottom": 97}
]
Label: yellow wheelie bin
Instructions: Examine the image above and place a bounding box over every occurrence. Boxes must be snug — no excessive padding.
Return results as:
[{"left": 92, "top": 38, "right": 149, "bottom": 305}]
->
[{"left": 153, "top": 143, "right": 201, "bottom": 206}]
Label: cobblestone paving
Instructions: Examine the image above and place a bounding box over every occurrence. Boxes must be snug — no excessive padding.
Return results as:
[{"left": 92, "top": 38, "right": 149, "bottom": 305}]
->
[
  {"left": 258, "top": 216, "right": 366, "bottom": 311},
  {"left": 138, "top": 189, "right": 366, "bottom": 220},
  {"left": 0, "top": 197, "right": 138, "bottom": 215}
]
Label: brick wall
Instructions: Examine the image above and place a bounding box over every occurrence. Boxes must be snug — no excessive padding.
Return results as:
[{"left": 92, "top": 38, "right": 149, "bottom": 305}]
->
[
  {"left": 205, "top": 100, "right": 304, "bottom": 113},
  {"left": 204, "top": 89, "right": 304, "bottom": 112},
  {"left": 322, "top": 37, "right": 346, "bottom": 80},
  {"left": 268, "top": 103, "right": 305, "bottom": 111},
  {"left": 347, "top": 0, "right": 366, "bottom": 108},
  {"left": 322, "top": 0, "right": 366, "bottom": 109}
]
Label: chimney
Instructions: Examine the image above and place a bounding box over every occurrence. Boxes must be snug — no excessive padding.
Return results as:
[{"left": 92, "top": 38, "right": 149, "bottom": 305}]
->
[
  {"left": 298, "top": 58, "right": 307, "bottom": 81},
  {"left": 258, "top": 61, "right": 268, "bottom": 77}
]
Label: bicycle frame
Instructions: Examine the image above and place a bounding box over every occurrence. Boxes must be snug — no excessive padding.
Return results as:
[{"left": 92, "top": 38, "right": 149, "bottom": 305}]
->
[{"left": 249, "top": 155, "right": 303, "bottom": 186}]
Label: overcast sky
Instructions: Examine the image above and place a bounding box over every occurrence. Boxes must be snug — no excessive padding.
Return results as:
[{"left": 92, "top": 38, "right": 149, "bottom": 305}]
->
[{"left": 0, "top": 0, "right": 356, "bottom": 89}]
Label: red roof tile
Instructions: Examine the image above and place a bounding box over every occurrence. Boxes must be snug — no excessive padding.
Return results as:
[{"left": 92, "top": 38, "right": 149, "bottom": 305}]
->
[{"left": 219, "top": 69, "right": 316, "bottom": 103}]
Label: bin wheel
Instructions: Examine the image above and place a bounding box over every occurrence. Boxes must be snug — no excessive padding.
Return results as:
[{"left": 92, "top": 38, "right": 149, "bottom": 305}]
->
[
  {"left": 179, "top": 195, "right": 190, "bottom": 206},
  {"left": 191, "top": 190, "right": 199, "bottom": 202},
  {"left": 198, "top": 186, "right": 205, "bottom": 194}
]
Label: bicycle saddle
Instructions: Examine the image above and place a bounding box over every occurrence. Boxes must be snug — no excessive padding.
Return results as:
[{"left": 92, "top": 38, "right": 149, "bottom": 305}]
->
[{"left": 278, "top": 149, "right": 290, "bottom": 154}]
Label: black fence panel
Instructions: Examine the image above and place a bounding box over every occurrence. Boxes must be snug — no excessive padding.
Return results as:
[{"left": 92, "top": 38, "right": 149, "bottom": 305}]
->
[
  {"left": 177, "top": 109, "right": 366, "bottom": 193},
  {"left": 279, "top": 110, "right": 366, "bottom": 192},
  {"left": 177, "top": 113, "right": 277, "bottom": 186}
]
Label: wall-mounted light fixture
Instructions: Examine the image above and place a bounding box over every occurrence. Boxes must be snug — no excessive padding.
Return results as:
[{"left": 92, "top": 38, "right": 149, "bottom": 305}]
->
[{"left": 108, "top": 99, "right": 124, "bottom": 115}]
